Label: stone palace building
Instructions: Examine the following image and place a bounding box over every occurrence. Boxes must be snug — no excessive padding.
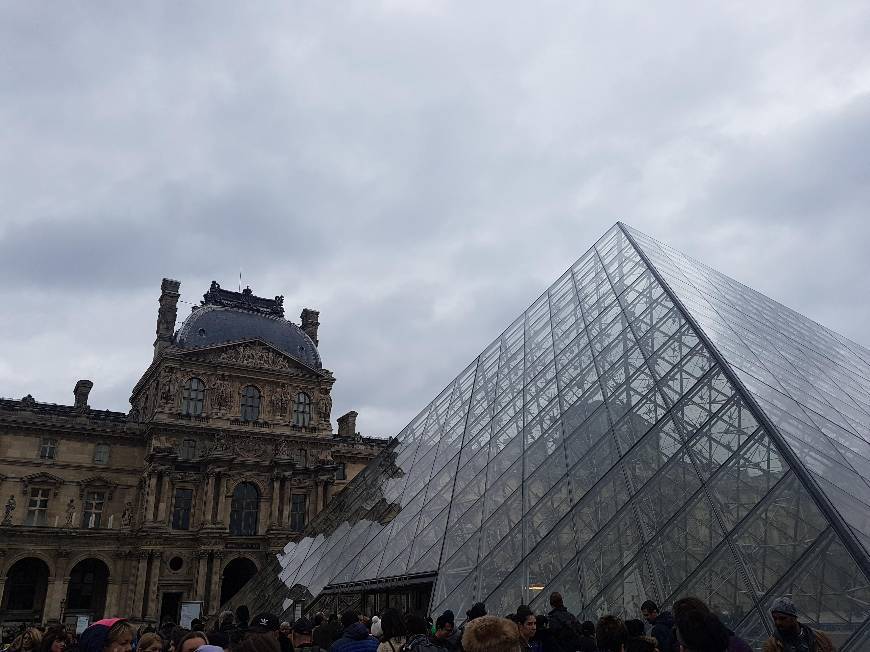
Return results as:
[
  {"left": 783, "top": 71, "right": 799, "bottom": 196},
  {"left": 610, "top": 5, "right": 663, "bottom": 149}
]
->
[{"left": 0, "top": 279, "right": 386, "bottom": 630}]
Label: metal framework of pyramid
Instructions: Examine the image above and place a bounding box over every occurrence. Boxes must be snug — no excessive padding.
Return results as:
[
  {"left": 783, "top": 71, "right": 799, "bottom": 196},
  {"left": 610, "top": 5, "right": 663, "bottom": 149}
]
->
[{"left": 238, "top": 224, "right": 870, "bottom": 650}]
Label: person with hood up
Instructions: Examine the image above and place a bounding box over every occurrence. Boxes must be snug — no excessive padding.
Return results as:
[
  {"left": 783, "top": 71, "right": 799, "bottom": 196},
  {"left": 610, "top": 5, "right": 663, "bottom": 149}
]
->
[
  {"left": 329, "top": 612, "right": 377, "bottom": 652},
  {"left": 762, "top": 597, "right": 834, "bottom": 652},
  {"left": 640, "top": 601, "right": 675, "bottom": 652},
  {"left": 79, "top": 620, "right": 135, "bottom": 652}
]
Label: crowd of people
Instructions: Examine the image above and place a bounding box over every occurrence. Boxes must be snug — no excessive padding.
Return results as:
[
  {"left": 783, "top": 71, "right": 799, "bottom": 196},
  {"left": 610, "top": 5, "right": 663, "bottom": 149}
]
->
[{"left": 0, "top": 592, "right": 837, "bottom": 652}]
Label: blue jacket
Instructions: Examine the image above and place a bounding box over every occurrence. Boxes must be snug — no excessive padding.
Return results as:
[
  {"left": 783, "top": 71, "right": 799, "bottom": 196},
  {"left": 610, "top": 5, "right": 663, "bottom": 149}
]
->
[{"left": 329, "top": 623, "right": 378, "bottom": 652}]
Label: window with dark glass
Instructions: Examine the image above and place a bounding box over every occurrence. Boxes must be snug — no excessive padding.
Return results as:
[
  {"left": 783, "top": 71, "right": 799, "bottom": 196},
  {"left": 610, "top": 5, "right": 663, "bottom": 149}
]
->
[
  {"left": 182, "top": 377, "right": 205, "bottom": 416},
  {"left": 180, "top": 438, "right": 197, "bottom": 460},
  {"left": 93, "top": 443, "right": 109, "bottom": 464},
  {"left": 241, "top": 386, "right": 261, "bottom": 422},
  {"left": 39, "top": 437, "right": 57, "bottom": 460},
  {"left": 229, "top": 482, "right": 259, "bottom": 536},
  {"left": 293, "top": 392, "right": 311, "bottom": 426},
  {"left": 172, "top": 488, "right": 193, "bottom": 530},
  {"left": 25, "top": 487, "right": 50, "bottom": 526},
  {"left": 290, "top": 494, "right": 307, "bottom": 532},
  {"left": 335, "top": 462, "right": 346, "bottom": 481},
  {"left": 81, "top": 490, "right": 105, "bottom": 528}
]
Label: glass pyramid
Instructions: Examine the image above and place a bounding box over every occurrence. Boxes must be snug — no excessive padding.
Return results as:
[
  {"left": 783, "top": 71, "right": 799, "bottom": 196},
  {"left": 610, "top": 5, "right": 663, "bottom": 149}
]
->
[{"left": 237, "top": 224, "right": 870, "bottom": 650}]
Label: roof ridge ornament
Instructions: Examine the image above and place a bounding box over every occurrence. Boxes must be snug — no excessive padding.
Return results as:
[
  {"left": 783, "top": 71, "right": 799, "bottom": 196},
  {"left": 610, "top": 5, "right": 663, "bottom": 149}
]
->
[{"left": 202, "top": 281, "right": 285, "bottom": 317}]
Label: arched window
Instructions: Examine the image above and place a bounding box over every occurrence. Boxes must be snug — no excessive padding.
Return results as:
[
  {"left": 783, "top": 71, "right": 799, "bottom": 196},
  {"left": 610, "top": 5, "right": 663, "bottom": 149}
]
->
[
  {"left": 240, "top": 386, "right": 261, "bottom": 422},
  {"left": 182, "top": 378, "right": 205, "bottom": 416},
  {"left": 229, "top": 482, "right": 259, "bottom": 536},
  {"left": 293, "top": 392, "right": 311, "bottom": 427}
]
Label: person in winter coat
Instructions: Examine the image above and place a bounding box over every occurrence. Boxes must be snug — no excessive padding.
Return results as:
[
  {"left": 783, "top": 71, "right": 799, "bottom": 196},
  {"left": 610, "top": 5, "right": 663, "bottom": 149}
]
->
[
  {"left": 515, "top": 607, "right": 542, "bottom": 652},
  {"left": 79, "top": 620, "right": 135, "bottom": 652},
  {"left": 291, "top": 618, "right": 321, "bottom": 652},
  {"left": 329, "top": 612, "right": 377, "bottom": 652},
  {"left": 376, "top": 609, "right": 407, "bottom": 652},
  {"left": 672, "top": 597, "right": 750, "bottom": 652},
  {"left": 640, "top": 601, "right": 675, "bottom": 652},
  {"left": 315, "top": 616, "right": 342, "bottom": 652},
  {"left": 546, "top": 593, "right": 582, "bottom": 652},
  {"left": 402, "top": 615, "right": 441, "bottom": 652},
  {"left": 762, "top": 597, "right": 835, "bottom": 652},
  {"left": 674, "top": 610, "right": 730, "bottom": 652},
  {"left": 577, "top": 622, "right": 596, "bottom": 652},
  {"left": 624, "top": 619, "right": 658, "bottom": 652}
]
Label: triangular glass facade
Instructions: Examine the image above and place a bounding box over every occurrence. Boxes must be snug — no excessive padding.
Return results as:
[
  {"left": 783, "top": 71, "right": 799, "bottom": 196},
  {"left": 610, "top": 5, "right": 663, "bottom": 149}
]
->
[{"left": 239, "top": 224, "right": 870, "bottom": 650}]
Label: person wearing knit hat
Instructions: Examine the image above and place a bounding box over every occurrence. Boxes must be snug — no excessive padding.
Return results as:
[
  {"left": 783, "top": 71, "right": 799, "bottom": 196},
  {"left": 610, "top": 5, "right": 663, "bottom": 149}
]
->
[
  {"left": 762, "top": 597, "right": 834, "bottom": 652},
  {"left": 78, "top": 620, "right": 134, "bottom": 652}
]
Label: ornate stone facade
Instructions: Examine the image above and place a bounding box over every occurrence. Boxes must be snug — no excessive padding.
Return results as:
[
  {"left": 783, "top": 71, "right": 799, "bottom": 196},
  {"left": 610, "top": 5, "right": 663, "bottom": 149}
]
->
[{"left": 0, "top": 281, "right": 386, "bottom": 629}]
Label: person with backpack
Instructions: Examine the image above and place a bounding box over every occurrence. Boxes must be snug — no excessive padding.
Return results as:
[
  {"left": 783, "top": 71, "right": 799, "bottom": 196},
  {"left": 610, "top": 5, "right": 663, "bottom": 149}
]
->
[
  {"left": 400, "top": 616, "right": 440, "bottom": 652},
  {"left": 546, "top": 593, "right": 582, "bottom": 652},
  {"left": 640, "top": 601, "right": 675, "bottom": 652}
]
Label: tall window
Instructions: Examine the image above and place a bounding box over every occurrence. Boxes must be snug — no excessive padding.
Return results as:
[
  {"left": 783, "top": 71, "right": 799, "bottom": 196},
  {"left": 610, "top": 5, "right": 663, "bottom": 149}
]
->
[
  {"left": 182, "top": 378, "right": 205, "bottom": 416},
  {"left": 290, "top": 494, "right": 307, "bottom": 532},
  {"left": 39, "top": 437, "right": 57, "bottom": 460},
  {"left": 172, "top": 488, "right": 193, "bottom": 530},
  {"left": 293, "top": 392, "right": 311, "bottom": 426},
  {"left": 229, "top": 483, "right": 259, "bottom": 536},
  {"left": 240, "top": 386, "right": 261, "bottom": 422},
  {"left": 180, "top": 438, "right": 197, "bottom": 460},
  {"left": 335, "top": 462, "right": 347, "bottom": 481},
  {"left": 93, "top": 443, "right": 109, "bottom": 464},
  {"left": 81, "top": 491, "right": 105, "bottom": 528},
  {"left": 25, "top": 487, "right": 50, "bottom": 526}
]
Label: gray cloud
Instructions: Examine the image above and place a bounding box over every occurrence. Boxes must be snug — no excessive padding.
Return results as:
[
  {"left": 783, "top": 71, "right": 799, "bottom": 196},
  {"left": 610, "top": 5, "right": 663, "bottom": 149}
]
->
[{"left": 2, "top": 2, "right": 870, "bottom": 436}]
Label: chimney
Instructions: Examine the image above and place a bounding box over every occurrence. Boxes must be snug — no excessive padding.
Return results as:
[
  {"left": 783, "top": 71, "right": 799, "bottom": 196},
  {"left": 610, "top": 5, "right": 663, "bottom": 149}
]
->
[
  {"left": 300, "top": 308, "right": 320, "bottom": 346},
  {"left": 153, "top": 278, "right": 181, "bottom": 360},
  {"left": 74, "top": 380, "right": 93, "bottom": 411},
  {"left": 337, "top": 411, "right": 358, "bottom": 437}
]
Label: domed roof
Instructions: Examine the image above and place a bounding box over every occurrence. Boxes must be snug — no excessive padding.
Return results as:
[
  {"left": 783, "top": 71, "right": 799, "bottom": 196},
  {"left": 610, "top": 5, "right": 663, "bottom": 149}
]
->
[{"left": 173, "top": 283, "right": 322, "bottom": 370}]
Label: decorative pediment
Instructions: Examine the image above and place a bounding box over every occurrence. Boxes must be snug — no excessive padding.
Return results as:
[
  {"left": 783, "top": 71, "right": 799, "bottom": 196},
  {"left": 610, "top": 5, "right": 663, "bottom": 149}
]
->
[
  {"left": 21, "top": 472, "right": 64, "bottom": 497},
  {"left": 182, "top": 340, "right": 320, "bottom": 375},
  {"left": 78, "top": 475, "right": 117, "bottom": 500}
]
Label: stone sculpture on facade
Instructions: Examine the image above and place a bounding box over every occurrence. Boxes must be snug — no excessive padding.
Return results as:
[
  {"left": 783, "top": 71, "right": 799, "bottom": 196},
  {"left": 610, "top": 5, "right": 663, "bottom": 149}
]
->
[
  {"left": 3, "top": 494, "right": 15, "bottom": 525},
  {"left": 121, "top": 502, "right": 133, "bottom": 527},
  {"left": 65, "top": 498, "right": 75, "bottom": 527}
]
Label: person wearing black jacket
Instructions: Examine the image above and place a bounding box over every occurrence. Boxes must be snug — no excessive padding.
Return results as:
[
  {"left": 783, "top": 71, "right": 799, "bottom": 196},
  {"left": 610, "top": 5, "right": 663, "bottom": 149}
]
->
[
  {"left": 641, "top": 601, "right": 676, "bottom": 652},
  {"left": 546, "top": 593, "right": 582, "bottom": 652}
]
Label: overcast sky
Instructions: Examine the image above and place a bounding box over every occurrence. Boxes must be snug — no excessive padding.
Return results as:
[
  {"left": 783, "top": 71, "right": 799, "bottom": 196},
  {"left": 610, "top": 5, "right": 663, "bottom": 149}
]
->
[{"left": 1, "top": 2, "right": 869, "bottom": 437}]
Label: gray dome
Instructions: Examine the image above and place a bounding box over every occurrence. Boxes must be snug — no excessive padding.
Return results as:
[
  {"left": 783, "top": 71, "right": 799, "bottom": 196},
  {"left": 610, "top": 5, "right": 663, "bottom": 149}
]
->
[{"left": 174, "top": 305, "right": 322, "bottom": 370}]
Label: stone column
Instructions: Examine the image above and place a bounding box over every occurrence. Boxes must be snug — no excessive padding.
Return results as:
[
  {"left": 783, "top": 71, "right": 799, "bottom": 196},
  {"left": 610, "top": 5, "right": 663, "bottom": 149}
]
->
[
  {"left": 194, "top": 551, "right": 209, "bottom": 602},
  {"left": 208, "top": 551, "right": 224, "bottom": 616},
  {"left": 44, "top": 550, "right": 71, "bottom": 622},
  {"left": 156, "top": 473, "right": 170, "bottom": 524},
  {"left": 130, "top": 551, "right": 150, "bottom": 619},
  {"left": 215, "top": 475, "right": 227, "bottom": 526},
  {"left": 202, "top": 472, "right": 216, "bottom": 527},
  {"left": 311, "top": 480, "right": 321, "bottom": 521},
  {"left": 269, "top": 475, "right": 281, "bottom": 528},
  {"left": 104, "top": 577, "right": 119, "bottom": 616},
  {"left": 306, "top": 484, "right": 316, "bottom": 525},
  {"left": 145, "top": 472, "right": 159, "bottom": 522},
  {"left": 146, "top": 551, "right": 162, "bottom": 621}
]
